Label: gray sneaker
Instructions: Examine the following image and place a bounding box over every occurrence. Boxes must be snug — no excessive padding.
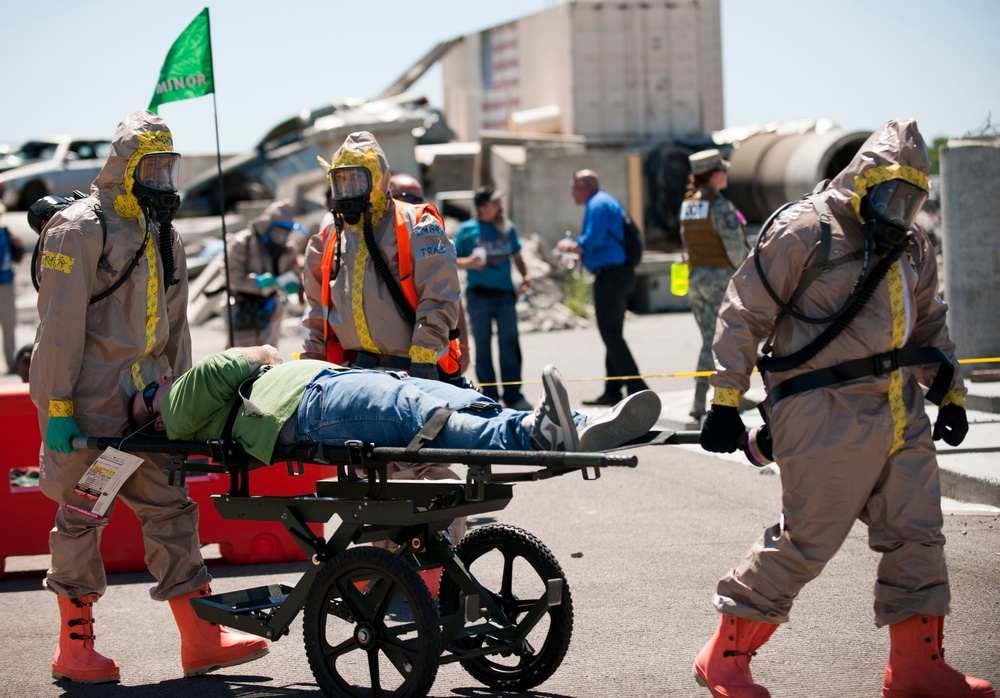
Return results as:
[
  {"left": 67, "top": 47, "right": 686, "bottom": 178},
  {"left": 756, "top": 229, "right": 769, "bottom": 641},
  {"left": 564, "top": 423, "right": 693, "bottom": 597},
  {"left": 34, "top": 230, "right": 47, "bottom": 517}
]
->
[
  {"left": 523, "top": 365, "right": 579, "bottom": 452},
  {"left": 578, "top": 390, "right": 661, "bottom": 452}
]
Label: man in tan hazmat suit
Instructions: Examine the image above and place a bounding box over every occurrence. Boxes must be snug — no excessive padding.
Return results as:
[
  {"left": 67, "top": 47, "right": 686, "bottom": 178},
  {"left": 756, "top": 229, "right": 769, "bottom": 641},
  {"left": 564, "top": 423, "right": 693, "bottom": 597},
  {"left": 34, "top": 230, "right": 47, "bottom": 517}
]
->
[
  {"left": 694, "top": 119, "right": 993, "bottom": 698},
  {"left": 225, "top": 199, "right": 305, "bottom": 349},
  {"left": 30, "top": 110, "right": 268, "bottom": 684},
  {"left": 301, "top": 131, "right": 466, "bottom": 546}
]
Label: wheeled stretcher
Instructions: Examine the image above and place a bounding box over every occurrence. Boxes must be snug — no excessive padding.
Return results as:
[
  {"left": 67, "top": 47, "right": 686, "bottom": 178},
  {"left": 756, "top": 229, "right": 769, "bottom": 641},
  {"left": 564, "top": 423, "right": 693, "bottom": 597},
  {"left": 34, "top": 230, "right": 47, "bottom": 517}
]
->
[{"left": 71, "top": 430, "right": 694, "bottom": 697}]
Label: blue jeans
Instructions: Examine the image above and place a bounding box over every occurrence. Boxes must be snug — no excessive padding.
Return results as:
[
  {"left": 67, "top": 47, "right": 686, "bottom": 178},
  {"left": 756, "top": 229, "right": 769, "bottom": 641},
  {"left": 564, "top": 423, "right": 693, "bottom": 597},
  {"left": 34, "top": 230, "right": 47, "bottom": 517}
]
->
[
  {"left": 466, "top": 288, "right": 524, "bottom": 405},
  {"left": 292, "top": 368, "right": 581, "bottom": 452}
]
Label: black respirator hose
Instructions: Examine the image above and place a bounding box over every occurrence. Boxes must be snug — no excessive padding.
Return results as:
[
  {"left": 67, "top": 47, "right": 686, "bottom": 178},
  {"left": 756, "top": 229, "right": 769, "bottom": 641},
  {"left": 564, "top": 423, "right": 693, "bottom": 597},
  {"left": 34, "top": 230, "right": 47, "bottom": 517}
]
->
[
  {"left": 362, "top": 209, "right": 417, "bottom": 326},
  {"left": 331, "top": 215, "right": 345, "bottom": 281},
  {"left": 757, "top": 240, "right": 908, "bottom": 374},
  {"left": 158, "top": 222, "right": 178, "bottom": 286},
  {"left": 140, "top": 198, "right": 177, "bottom": 286}
]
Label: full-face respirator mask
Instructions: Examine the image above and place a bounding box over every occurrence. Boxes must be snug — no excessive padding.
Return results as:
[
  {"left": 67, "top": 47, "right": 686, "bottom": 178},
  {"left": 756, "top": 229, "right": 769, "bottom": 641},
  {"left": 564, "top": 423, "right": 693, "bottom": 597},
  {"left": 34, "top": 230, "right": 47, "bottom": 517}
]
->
[
  {"left": 861, "top": 179, "right": 928, "bottom": 257},
  {"left": 134, "top": 150, "right": 182, "bottom": 286},
  {"left": 133, "top": 151, "right": 181, "bottom": 227},
  {"left": 260, "top": 220, "right": 308, "bottom": 257},
  {"left": 328, "top": 166, "right": 373, "bottom": 226}
]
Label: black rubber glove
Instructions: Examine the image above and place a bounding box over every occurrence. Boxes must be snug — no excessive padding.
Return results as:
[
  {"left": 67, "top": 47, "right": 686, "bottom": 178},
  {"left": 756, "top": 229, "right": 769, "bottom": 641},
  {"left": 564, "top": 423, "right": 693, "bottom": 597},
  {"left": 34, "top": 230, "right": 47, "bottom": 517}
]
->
[
  {"left": 700, "top": 405, "right": 746, "bottom": 453},
  {"left": 408, "top": 362, "right": 439, "bottom": 381},
  {"left": 932, "top": 403, "right": 968, "bottom": 447}
]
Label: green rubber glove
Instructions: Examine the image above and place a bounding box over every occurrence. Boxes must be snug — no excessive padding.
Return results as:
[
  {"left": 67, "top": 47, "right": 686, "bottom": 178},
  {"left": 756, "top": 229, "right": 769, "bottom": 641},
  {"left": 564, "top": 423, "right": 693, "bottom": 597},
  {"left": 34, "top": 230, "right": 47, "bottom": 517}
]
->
[
  {"left": 254, "top": 272, "right": 276, "bottom": 289},
  {"left": 46, "top": 416, "right": 82, "bottom": 453},
  {"left": 277, "top": 270, "right": 300, "bottom": 294}
]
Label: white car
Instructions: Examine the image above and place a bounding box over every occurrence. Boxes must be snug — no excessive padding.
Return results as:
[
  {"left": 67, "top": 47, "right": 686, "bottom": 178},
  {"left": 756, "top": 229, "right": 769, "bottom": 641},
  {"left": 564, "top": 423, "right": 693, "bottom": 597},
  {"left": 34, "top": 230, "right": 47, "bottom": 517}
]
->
[{"left": 0, "top": 136, "right": 111, "bottom": 210}]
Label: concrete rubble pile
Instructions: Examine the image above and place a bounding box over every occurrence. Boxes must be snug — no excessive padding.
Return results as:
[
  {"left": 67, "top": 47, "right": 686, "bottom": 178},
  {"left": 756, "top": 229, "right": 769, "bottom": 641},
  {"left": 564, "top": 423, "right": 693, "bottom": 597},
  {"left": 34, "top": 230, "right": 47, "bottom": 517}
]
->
[{"left": 503, "top": 233, "right": 593, "bottom": 334}]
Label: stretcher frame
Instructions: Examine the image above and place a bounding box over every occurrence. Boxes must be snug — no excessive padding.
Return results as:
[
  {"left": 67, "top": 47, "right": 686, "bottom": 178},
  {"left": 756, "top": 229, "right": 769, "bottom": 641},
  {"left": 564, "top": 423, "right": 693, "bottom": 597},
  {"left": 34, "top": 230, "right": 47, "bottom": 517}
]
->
[{"left": 73, "top": 432, "right": 684, "bottom": 697}]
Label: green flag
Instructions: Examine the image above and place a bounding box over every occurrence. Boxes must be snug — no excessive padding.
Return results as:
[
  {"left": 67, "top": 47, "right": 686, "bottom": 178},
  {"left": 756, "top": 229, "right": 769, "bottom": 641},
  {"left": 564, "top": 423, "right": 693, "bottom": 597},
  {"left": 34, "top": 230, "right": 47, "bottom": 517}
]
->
[{"left": 148, "top": 8, "right": 214, "bottom": 114}]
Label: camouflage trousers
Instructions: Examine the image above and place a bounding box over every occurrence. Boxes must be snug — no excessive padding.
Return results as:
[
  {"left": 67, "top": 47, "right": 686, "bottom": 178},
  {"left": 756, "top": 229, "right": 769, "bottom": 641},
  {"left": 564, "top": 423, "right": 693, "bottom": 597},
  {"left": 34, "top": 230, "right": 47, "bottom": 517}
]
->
[{"left": 688, "top": 266, "right": 735, "bottom": 384}]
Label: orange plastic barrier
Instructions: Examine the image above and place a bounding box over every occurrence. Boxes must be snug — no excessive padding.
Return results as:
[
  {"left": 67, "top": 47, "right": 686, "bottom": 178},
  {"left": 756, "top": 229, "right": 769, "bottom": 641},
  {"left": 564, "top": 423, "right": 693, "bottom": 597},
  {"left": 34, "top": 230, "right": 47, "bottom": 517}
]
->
[{"left": 0, "top": 383, "right": 325, "bottom": 578}]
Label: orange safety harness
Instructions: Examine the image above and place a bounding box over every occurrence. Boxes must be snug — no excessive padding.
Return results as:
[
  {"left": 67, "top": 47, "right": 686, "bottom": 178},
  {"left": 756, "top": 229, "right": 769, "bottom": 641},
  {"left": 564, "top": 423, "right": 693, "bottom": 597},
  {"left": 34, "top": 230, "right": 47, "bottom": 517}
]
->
[{"left": 318, "top": 202, "right": 462, "bottom": 376}]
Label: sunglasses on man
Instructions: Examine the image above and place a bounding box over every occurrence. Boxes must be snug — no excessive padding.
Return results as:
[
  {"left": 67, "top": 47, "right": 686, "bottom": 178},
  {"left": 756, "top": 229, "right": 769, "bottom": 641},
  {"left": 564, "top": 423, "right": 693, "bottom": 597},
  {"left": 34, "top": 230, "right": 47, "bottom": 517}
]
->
[
  {"left": 142, "top": 382, "right": 159, "bottom": 417},
  {"left": 396, "top": 192, "right": 424, "bottom": 205}
]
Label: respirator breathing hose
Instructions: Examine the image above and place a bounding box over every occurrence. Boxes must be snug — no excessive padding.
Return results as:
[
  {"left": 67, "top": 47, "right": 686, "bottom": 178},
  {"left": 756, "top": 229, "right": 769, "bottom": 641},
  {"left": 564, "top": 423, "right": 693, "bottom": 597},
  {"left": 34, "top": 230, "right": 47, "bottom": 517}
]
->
[
  {"left": 757, "top": 240, "right": 907, "bottom": 374},
  {"left": 158, "top": 222, "right": 177, "bottom": 286},
  {"left": 362, "top": 210, "right": 417, "bottom": 326}
]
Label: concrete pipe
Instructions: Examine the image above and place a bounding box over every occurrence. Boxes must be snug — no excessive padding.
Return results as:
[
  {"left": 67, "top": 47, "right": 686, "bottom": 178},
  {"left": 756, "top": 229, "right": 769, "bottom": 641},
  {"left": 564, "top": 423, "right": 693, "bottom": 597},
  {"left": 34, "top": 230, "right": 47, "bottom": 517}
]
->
[
  {"left": 940, "top": 136, "right": 1000, "bottom": 377},
  {"left": 726, "top": 129, "right": 871, "bottom": 223}
]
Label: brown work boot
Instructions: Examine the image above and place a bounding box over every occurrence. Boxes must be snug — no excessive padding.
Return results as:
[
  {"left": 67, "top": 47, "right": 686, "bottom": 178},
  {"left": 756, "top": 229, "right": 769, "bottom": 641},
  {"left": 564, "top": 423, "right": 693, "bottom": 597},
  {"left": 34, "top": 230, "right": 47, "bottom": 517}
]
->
[
  {"left": 51, "top": 594, "right": 120, "bottom": 683},
  {"left": 168, "top": 584, "right": 269, "bottom": 677},
  {"left": 693, "top": 613, "right": 777, "bottom": 697},
  {"left": 882, "top": 615, "right": 995, "bottom": 697}
]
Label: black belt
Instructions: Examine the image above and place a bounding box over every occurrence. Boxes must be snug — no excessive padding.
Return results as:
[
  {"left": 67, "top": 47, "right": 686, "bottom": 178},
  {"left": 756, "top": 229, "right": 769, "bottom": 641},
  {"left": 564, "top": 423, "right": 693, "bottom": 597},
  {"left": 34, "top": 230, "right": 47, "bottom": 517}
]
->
[
  {"left": 769, "top": 347, "right": 955, "bottom": 405},
  {"left": 354, "top": 351, "right": 411, "bottom": 371}
]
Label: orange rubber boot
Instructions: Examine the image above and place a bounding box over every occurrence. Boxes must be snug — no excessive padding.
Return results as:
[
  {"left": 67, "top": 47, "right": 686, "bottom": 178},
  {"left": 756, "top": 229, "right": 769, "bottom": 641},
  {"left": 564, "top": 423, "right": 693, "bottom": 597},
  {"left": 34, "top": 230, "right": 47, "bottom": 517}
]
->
[
  {"left": 51, "top": 594, "right": 120, "bottom": 683},
  {"left": 168, "top": 584, "right": 269, "bottom": 677},
  {"left": 693, "top": 613, "right": 778, "bottom": 698},
  {"left": 882, "top": 615, "right": 995, "bottom": 698}
]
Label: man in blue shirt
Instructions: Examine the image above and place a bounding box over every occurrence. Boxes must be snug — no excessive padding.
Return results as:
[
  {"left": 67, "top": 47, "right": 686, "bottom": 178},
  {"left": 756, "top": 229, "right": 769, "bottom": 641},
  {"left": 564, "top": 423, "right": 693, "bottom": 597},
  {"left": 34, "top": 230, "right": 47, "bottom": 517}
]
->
[
  {"left": 455, "top": 186, "right": 532, "bottom": 409},
  {"left": 559, "top": 169, "right": 649, "bottom": 405}
]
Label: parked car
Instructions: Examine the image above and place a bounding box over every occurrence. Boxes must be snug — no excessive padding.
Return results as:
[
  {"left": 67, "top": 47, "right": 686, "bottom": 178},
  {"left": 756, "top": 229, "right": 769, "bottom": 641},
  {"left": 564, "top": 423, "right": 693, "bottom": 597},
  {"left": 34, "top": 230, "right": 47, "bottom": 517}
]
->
[
  {"left": 0, "top": 138, "right": 69, "bottom": 174},
  {"left": 0, "top": 137, "right": 111, "bottom": 210}
]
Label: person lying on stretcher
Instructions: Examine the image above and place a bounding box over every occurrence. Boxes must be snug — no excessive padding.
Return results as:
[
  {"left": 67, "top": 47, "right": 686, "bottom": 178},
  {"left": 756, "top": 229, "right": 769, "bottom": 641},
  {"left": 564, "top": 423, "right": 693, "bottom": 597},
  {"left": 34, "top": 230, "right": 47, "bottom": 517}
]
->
[{"left": 126, "top": 346, "right": 662, "bottom": 464}]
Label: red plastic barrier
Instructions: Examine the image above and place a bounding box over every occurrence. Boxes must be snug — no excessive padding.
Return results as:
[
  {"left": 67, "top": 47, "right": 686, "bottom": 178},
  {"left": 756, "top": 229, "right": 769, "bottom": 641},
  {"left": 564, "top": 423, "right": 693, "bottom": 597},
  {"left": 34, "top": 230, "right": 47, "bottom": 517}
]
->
[{"left": 0, "top": 383, "right": 326, "bottom": 578}]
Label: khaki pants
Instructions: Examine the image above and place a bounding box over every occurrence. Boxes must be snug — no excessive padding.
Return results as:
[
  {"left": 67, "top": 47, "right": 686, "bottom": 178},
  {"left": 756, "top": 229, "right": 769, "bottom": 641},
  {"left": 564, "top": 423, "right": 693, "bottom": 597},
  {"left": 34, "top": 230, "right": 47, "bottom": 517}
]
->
[{"left": 40, "top": 447, "right": 210, "bottom": 601}]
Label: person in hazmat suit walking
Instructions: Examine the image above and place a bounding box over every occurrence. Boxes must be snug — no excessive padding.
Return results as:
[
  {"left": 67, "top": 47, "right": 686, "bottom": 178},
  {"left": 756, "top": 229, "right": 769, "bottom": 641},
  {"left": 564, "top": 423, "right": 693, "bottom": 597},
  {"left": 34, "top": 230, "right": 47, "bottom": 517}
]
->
[{"left": 695, "top": 119, "right": 993, "bottom": 698}]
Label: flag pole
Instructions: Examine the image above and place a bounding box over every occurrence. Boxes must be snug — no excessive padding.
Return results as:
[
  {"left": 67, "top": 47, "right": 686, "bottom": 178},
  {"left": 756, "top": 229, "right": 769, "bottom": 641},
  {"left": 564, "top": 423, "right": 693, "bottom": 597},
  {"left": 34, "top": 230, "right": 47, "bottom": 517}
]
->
[{"left": 204, "top": 9, "right": 235, "bottom": 347}]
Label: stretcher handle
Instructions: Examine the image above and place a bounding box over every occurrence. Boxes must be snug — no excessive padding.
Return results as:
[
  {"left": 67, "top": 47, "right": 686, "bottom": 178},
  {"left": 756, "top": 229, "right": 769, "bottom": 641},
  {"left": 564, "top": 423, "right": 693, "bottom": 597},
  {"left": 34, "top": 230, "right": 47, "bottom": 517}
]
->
[
  {"left": 70, "top": 436, "right": 216, "bottom": 456},
  {"left": 665, "top": 430, "right": 701, "bottom": 444},
  {"left": 68, "top": 437, "right": 638, "bottom": 468},
  {"left": 325, "top": 446, "right": 637, "bottom": 469},
  {"left": 663, "top": 429, "right": 773, "bottom": 468}
]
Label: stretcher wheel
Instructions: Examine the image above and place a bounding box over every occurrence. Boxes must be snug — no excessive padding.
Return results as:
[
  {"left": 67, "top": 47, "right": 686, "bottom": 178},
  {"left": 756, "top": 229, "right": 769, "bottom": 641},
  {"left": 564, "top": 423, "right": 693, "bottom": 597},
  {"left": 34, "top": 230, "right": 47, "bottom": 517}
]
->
[
  {"left": 438, "top": 523, "right": 573, "bottom": 690},
  {"left": 303, "top": 547, "right": 441, "bottom": 698}
]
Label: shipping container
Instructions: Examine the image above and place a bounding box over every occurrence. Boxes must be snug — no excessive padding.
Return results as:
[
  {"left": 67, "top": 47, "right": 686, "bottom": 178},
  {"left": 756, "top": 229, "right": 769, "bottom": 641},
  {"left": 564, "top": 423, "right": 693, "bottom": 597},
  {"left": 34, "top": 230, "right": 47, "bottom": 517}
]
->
[{"left": 441, "top": 0, "right": 723, "bottom": 143}]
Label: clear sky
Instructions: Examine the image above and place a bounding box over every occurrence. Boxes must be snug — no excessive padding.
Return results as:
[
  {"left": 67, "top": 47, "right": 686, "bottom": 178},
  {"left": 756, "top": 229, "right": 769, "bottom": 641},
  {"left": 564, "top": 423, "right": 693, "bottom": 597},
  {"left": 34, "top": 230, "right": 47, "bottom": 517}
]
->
[{"left": 1, "top": 0, "right": 996, "bottom": 155}]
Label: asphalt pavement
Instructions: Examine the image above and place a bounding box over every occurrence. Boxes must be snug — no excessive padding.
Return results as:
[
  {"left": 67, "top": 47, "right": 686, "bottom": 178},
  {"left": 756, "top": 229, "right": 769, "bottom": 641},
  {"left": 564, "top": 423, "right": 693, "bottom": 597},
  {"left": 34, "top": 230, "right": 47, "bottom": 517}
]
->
[{"left": 2, "top": 288, "right": 998, "bottom": 697}]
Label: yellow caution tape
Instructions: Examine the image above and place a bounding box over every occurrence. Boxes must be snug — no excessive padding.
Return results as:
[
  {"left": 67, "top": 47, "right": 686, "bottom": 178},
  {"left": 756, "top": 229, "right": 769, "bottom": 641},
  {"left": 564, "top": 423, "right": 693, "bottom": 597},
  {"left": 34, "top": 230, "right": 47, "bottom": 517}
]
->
[{"left": 476, "top": 357, "right": 1000, "bottom": 388}]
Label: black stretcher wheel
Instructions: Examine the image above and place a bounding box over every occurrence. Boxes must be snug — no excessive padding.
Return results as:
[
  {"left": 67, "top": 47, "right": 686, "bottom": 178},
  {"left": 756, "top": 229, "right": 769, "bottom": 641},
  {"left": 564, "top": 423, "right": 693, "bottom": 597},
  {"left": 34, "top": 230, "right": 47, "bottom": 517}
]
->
[
  {"left": 303, "top": 547, "right": 441, "bottom": 698},
  {"left": 438, "top": 523, "right": 574, "bottom": 690}
]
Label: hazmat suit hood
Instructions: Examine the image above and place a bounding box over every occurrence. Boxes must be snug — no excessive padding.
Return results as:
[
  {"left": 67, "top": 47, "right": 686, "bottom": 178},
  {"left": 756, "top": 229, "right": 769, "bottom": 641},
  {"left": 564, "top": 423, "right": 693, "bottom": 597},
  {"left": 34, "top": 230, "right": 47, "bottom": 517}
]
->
[
  {"left": 318, "top": 130, "right": 392, "bottom": 226},
  {"left": 92, "top": 110, "right": 176, "bottom": 232},
  {"left": 252, "top": 199, "right": 296, "bottom": 241},
  {"left": 825, "top": 118, "right": 931, "bottom": 221}
]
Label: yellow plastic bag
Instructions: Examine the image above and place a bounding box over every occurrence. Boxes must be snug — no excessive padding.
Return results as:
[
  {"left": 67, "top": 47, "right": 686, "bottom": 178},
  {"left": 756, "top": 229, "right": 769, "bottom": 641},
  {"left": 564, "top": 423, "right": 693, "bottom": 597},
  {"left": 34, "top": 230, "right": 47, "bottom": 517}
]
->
[{"left": 670, "top": 261, "right": 689, "bottom": 296}]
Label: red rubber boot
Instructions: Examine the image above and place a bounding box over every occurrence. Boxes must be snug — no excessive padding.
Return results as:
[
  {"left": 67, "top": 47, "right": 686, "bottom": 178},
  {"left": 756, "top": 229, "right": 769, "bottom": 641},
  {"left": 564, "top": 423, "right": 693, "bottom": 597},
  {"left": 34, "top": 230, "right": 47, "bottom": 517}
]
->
[
  {"left": 882, "top": 615, "right": 995, "bottom": 697},
  {"left": 693, "top": 613, "right": 778, "bottom": 698},
  {"left": 51, "top": 594, "right": 120, "bottom": 683},
  {"left": 168, "top": 584, "right": 269, "bottom": 677}
]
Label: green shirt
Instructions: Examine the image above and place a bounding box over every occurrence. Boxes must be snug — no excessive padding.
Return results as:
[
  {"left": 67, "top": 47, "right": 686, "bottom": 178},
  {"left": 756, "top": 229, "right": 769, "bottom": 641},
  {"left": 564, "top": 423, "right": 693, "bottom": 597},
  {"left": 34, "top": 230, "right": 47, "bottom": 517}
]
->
[{"left": 162, "top": 350, "right": 333, "bottom": 463}]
